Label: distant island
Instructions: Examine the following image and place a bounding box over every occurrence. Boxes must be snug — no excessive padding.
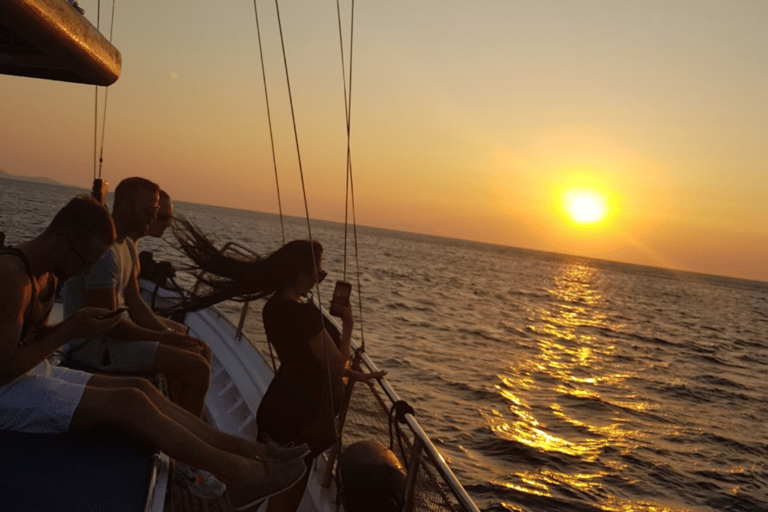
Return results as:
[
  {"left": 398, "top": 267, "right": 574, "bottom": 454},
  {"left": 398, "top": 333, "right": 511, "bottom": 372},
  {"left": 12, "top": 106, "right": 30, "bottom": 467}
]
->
[{"left": 0, "top": 170, "right": 62, "bottom": 186}]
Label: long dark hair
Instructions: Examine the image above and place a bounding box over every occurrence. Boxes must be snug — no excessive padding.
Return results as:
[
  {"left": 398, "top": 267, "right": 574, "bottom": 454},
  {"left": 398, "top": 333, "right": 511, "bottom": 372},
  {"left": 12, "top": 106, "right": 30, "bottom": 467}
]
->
[{"left": 165, "top": 217, "right": 322, "bottom": 313}]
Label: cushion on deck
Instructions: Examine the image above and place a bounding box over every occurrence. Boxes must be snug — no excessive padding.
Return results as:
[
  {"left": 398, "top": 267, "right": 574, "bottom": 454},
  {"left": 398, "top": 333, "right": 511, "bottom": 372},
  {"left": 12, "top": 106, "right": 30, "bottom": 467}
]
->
[{"left": 0, "top": 428, "right": 155, "bottom": 512}]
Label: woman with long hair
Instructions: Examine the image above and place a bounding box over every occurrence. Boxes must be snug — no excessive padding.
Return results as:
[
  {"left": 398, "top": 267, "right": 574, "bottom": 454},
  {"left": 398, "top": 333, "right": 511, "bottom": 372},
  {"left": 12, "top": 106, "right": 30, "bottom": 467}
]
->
[{"left": 169, "top": 220, "right": 385, "bottom": 511}]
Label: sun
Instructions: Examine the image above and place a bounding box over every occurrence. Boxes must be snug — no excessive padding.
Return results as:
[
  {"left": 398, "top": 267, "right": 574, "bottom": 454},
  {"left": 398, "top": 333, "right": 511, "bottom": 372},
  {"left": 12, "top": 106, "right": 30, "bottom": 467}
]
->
[{"left": 562, "top": 189, "right": 608, "bottom": 225}]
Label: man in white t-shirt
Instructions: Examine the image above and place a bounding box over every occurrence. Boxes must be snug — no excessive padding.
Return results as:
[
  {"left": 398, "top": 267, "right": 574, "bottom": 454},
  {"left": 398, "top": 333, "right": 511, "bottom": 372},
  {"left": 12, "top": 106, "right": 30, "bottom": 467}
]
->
[
  {"left": 62, "top": 177, "right": 210, "bottom": 418},
  {"left": 130, "top": 189, "right": 211, "bottom": 360}
]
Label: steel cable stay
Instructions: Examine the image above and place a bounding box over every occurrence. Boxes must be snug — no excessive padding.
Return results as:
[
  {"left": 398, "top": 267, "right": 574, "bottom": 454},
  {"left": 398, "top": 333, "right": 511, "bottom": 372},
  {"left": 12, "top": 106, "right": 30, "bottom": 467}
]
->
[
  {"left": 91, "top": 0, "right": 117, "bottom": 205},
  {"left": 251, "top": 0, "right": 286, "bottom": 247},
  {"left": 249, "top": 0, "right": 370, "bottom": 494}
]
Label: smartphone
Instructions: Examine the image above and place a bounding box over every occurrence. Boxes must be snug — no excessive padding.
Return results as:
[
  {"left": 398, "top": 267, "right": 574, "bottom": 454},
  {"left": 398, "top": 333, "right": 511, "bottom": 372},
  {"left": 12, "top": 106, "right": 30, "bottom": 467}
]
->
[
  {"left": 329, "top": 281, "right": 352, "bottom": 316},
  {"left": 98, "top": 307, "right": 128, "bottom": 319}
]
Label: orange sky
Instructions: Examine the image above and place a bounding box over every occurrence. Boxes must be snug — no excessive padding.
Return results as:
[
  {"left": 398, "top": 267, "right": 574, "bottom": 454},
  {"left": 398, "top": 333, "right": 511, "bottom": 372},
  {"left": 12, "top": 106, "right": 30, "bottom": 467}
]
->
[{"left": 1, "top": 0, "right": 766, "bottom": 282}]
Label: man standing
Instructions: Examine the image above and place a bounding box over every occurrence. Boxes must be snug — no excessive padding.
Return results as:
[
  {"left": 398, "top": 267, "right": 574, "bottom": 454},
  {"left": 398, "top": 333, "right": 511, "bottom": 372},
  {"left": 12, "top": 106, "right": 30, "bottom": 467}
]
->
[{"left": 62, "top": 178, "right": 210, "bottom": 418}]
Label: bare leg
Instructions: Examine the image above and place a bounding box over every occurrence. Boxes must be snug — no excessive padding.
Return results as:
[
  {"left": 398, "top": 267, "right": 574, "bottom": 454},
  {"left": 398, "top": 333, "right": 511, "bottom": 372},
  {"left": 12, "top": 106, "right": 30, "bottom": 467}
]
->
[
  {"left": 85, "top": 374, "right": 262, "bottom": 459},
  {"left": 70, "top": 381, "right": 264, "bottom": 487},
  {"left": 152, "top": 344, "right": 210, "bottom": 417}
]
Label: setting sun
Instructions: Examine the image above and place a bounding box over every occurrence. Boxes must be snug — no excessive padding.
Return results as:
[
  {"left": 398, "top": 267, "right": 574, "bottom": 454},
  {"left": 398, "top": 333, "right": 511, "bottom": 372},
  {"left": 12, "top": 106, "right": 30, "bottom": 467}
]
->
[{"left": 563, "top": 189, "right": 608, "bottom": 224}]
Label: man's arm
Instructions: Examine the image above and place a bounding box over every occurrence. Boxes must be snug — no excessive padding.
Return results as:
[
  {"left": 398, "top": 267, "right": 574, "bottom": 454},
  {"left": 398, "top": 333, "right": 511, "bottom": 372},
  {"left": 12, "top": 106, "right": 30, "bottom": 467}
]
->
[
  {"left": 123, "top": 270, "right": 166, "bottom": 331},
  {"left": 0, "top": 271, "right": 119, "bottom": 385},
  {"left": 77, "top": 246, "right": 163, "bottom": 333},
  {"left": 82, "top": 266, "right": 202, "bottom": 354}
]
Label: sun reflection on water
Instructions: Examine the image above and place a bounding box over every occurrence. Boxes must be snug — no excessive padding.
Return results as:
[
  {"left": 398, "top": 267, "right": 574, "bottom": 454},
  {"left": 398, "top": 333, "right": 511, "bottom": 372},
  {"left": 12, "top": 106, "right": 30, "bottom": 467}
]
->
[{"left": 486, "top": 261, "right": 679, "bottom": 511}]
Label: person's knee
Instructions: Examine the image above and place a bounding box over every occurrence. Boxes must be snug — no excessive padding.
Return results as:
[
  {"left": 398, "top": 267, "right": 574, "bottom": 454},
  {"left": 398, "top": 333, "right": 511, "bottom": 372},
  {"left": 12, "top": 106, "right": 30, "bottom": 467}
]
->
[
  {"left": 166, "top": 351, "right": 210, "bottom": 382},
  {"left": 125, "top": 376, "right": 161, "bottom": 397},
  {"left": 103, "top": 387, "right": 156, "bottom": 423},
  {"left": 189, "top": 353, "right": 211, "bottom": 381}
]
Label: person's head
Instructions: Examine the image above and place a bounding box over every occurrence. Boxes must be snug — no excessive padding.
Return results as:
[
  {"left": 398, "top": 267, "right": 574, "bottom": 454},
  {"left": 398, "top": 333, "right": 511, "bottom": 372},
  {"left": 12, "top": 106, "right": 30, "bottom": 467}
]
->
[
  {"left": 145, "top": 189, "right": 173, "bottom": 238},
  {"left": 268, "top": 239, "right": 324, "bottom": 295},
  {"left": 44, "top": 195, "right": 116, "bottom": 280},
  {"left": 113, "top": 177, "right": 160, "bottom": 237}
]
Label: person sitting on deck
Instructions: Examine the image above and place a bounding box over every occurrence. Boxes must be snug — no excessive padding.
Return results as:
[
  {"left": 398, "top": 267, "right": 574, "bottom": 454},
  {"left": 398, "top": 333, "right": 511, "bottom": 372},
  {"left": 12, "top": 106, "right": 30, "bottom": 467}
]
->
[
  {"left": 128, "top": 188, "right": 211, "bottom": 360},
  {"left": 0, "top": 195, "right": 308, "bottom": 509},
  {"left": 61, "top": 178, "right": 210, "bottom": 418}
]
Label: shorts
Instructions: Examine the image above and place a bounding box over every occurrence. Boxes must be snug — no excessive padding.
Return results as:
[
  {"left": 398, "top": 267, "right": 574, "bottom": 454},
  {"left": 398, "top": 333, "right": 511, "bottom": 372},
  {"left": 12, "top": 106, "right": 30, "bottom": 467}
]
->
[
  {"left": 66, "top": 338, "right": 158, "bottom": 374},
  {"left": 0, "top": 360, "right": 93, "bottom": 434}
]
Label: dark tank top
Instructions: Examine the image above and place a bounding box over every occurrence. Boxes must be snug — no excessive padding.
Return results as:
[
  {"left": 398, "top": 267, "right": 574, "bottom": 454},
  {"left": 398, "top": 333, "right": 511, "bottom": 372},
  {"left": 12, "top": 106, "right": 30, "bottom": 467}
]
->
[{"left": 0, "top": 248, "right": 54, "bottom": 346}]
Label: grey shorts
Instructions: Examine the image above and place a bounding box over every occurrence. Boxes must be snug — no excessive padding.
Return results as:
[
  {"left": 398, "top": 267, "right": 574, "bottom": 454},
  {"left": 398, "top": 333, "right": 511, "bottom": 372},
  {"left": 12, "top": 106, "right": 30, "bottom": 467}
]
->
[
  {"left": 67, "top": 338, "right": 159, "bottom": 374},
  {"left": 0, "top": 360, "right": 93, "bottom": 434}
]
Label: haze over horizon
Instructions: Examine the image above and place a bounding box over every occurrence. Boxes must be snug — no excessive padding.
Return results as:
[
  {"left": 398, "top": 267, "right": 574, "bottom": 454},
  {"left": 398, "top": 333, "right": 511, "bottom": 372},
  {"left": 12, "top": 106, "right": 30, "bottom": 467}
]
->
[{"left": 1, "top": 0, "right": 765, "bottom": 283}]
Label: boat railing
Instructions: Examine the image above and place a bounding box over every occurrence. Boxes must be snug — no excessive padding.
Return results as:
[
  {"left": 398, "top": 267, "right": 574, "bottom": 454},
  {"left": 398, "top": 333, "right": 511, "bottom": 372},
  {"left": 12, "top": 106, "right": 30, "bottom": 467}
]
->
[
  {"left": 174, "top": 259, "right": 481, "bottom": 512},
  {"left": 317, "top": 304, "right": 481, "bottom": 512}
]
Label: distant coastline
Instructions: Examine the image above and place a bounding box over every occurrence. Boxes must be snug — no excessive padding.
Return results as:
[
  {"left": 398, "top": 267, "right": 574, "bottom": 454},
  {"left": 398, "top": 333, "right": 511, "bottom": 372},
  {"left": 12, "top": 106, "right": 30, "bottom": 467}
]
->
[{"left": 0, "top": 170, "right": 62, "bottom": 186}]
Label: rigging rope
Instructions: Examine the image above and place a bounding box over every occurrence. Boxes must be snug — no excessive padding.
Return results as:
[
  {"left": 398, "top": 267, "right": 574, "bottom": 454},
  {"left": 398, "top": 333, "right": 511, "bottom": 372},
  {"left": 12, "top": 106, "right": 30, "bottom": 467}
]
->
[
  {"left": 92, "top": 0, "right": 117, "bottom": 184},
  {"left": 252, "top": 0, "right": 286, "bottom": 246},
  {"left": 334, "top": 0, "right": 366, "bottom": 351},
  {"left": 272, "top": 0, "right": 314, "bottom": 247},
  {"left": 254, "top": 0, "right": 365, "bottom": 455}
]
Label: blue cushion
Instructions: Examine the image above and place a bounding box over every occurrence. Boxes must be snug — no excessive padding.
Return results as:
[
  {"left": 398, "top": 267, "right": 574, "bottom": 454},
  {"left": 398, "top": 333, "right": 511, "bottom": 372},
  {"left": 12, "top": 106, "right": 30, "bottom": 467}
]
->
[{"left": 0, "top": 428, "right": 155, "bottom": 512}]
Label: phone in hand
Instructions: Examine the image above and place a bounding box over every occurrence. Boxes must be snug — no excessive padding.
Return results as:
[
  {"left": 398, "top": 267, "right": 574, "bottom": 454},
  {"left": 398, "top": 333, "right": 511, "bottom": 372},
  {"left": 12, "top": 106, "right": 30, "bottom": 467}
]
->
[
  {"left": 98, "top": 307, "right": 128, "bottom": 319},
  {"left": 329, "top": 281, "right": 352, "bottom": 317}
]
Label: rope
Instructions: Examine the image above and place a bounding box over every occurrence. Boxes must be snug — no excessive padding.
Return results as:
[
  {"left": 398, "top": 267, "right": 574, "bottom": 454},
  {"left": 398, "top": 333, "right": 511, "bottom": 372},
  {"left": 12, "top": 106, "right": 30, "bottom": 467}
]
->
[
  {"left": 335, "top": 0, "right": 353, "bottom": 280},
  {"left": 256, "top": 0, "right": 364, "bottom": 456},
  {"left": 271, "top": 0, "right": 339, "bottom": 448},
  {"left": 334, "top": 0, "right": 366, "bottom": 351},
  {"left": 272, "top": 0, "right": 313, "bottom": 245},
  {"left": 389, "top": 400, "right": 416, "bottom": 465},
  {"left": 92, "top": 0, "right": 117, "bottom": 182},
  {"left": 251, "top": 0, "right": 286, "bottom": 246}
]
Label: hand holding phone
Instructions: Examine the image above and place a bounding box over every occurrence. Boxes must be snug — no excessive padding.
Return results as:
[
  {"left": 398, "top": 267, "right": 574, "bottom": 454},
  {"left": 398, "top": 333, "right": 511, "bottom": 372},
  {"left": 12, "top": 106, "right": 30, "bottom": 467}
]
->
[
  {"left": 97, "top": 307, "right": 128, "bottom": 319},
  {"left": 329, "top": 281, "right": 352, "bottom": 317}
]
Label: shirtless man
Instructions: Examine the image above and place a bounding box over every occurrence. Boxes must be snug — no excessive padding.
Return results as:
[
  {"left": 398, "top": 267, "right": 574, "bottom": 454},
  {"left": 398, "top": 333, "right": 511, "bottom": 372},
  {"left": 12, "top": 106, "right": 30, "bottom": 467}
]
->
[
  {"left": 62, "top": 178, "right": 210, "bottom": 417},
  {"left": 0, "top": 195, "right": 306, "bottom": 508}
]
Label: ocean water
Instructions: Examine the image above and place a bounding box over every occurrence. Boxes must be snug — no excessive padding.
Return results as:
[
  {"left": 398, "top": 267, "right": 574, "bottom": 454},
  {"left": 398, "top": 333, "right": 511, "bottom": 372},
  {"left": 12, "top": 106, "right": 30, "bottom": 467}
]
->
[{"left": 2, "top": 177, "right": 768, "bottom": 512}]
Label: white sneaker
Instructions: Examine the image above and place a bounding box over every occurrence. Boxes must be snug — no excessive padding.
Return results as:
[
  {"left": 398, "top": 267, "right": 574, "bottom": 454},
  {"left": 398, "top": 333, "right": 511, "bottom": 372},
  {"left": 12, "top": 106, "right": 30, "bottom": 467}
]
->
[{"left": 175, "top": 462, "right": 227, "bottom": 499}]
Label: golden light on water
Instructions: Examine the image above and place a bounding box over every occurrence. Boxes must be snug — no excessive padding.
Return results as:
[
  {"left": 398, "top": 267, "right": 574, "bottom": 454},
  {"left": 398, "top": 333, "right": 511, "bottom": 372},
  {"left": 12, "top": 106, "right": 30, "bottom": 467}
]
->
[{"left": 485, "top": 262, "right": 689, "bottom": 512}]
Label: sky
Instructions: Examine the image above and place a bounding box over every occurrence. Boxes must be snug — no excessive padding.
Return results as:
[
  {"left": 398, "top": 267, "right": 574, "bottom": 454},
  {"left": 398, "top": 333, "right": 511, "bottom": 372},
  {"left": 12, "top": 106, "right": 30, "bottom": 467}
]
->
[{"left": 1, "top": 0, "right": 766, "bottom": 282}]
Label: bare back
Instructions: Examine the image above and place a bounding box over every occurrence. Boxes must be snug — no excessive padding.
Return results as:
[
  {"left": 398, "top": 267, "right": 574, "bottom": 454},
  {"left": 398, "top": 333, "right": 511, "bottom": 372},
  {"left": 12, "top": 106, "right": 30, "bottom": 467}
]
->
[{"left": 0, "top": 250, "right": 55, "bottom": 368}]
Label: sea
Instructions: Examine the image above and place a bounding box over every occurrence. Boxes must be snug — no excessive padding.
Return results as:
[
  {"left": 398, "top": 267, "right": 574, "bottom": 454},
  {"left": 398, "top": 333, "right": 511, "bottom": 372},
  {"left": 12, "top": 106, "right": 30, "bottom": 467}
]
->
[{"left": 2, "top": 176, "right": 767, "bottom": 512}]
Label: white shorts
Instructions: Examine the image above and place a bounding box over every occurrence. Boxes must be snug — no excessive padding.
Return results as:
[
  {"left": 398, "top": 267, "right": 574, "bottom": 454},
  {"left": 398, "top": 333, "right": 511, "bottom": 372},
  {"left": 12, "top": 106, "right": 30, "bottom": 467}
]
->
[{"left": 0, "top": 360, "right": 93, "bottom": 434}]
